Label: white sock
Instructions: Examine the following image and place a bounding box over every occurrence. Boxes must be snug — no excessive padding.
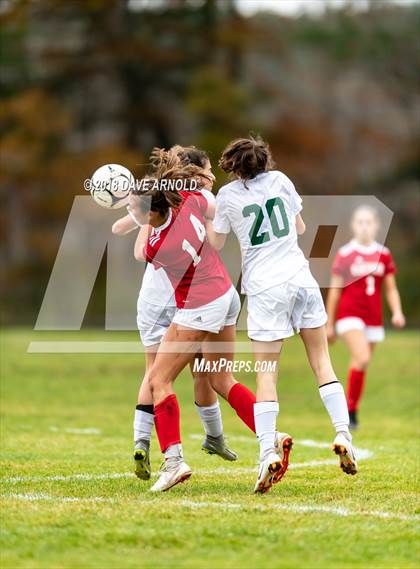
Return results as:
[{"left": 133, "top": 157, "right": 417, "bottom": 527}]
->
[
  {"left": 133, "top": 407, "right": 154, "bottom": 442},
  {"left": 164, "top": 443, "right": 183, "bottom": 461},
  {"left": 319, "top": 381, "right": 351, "bottom": 438},
  {"left": 254, "top": 401, "right": 279, "bottom": 460},
  {"left": 195, "top": 401, "right": 223, "bottom": 438}
]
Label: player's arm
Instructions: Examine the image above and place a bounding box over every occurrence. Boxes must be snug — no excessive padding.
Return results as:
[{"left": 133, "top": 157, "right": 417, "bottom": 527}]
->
[
  {"left": 282, "top": 173, "right": 304, "bottom": 233},
  {"left": 134, "top": 225, "right": 152, "bottom": 262},
  {"left": 205, "top": 219, "right": 227, "bottom": 250},
  {"left": 296, "top": 214, "right": 306, "bottom": 235},
  {"left": 112, "top": 208, "right": 141, "bottom": 236},
  {"left": 326, "top": 273, "right": 343, "bottom": 343},
  {"left": 200, "top": 189, "right": 216, "bottom": 220},
  {"left": 206, "top": 190, "right": 230, "bottom": 250},
  {"left": 384, "top": 274, "right": 406, "bottom": 328}
]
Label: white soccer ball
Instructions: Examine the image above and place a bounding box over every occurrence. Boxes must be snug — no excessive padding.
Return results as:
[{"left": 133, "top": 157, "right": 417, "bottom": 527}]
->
[{"left": 89, "top": 164, "right": 134, "bottom": 209}]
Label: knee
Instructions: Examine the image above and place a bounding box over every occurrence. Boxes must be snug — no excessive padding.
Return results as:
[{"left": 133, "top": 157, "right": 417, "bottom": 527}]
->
[
  {"left": 353, "top": 352, "right": 371, "bottom": 370},
  {"left": 193, "top": 371, "right": 208, "bottom": 384},
  {"left": 147, "top": 369, "right": 160, "bottom": 396},
  {"left": 209, "top": 372, "right": 234, "bottom": 398}
]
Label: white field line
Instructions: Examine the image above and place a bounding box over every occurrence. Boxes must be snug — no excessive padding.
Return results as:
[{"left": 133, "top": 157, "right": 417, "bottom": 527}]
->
[
  {"left": 0, "top": 438, "right": 373, "bottom": 484},
  {"left": 189, "top": 433, "right": 342, "bottom": 448},
  {"left": 189, "top": 434, "right": 374, "bottom": 460},
  {"left": 44, "top": 429, "right": 373, "bottom": 459},
  {"left": 1, "top": 472, "right": 133, "bottom": 484},
  {"left": 49, "top": 426, "right": 101, "bottom": 435},
  {"left": 4, "top": 493, "right": 115, "bottom": 503},
  {"left": 178, "top": 500, "right": 420, "bottom": 523},
  {"left": 0, "top": 457, "right": 366, "bottom": 484},
  {"left": 2, "top": 493, "right": 418, "bottom": 523}
]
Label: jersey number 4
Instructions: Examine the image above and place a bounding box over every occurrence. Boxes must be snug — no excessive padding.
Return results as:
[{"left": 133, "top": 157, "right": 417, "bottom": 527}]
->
[
  {"left": 182, "top": 214, "right": 205, "bottom": 266},
  {"left": 242, "top": 197, "right": 289, "bottom": 246}
]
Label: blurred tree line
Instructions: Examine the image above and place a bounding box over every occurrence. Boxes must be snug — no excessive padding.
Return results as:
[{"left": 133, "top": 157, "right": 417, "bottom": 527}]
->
[{"left": 0, "top": 0, "right": 419, "bottom": 325}]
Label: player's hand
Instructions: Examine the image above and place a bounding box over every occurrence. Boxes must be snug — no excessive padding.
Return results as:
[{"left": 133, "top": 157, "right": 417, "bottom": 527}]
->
[
  {"left": 327, "top": 323, "right": 336, "bottom": 344},
  {"left": 392, "top": 312, "right": 406, "bottom": 328}
]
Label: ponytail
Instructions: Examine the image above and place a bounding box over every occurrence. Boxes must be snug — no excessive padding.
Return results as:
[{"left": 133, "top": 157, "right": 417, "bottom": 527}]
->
[
  {"left": 135, "top": 144, "right": 211, "bottom": 216},
  {"left": 219, "top": 135, "right": 274, "bottom": 182}
]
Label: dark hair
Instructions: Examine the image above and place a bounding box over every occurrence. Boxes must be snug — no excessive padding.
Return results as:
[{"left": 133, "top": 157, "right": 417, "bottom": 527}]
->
[
  {"left": 219, "top": 136, "right": 274, "bottom": 181},
  {"left": 149, "top": 145, "right": 209, "bottom": 173},
  {"left": 134, "top": 182, "right": 182, "bottom": 217},
  {"left": 131, "top": 150, "right": 204, "bottom": 217},
  {"left": 178, "top": 146, "right": 209, "bottom": 169}
]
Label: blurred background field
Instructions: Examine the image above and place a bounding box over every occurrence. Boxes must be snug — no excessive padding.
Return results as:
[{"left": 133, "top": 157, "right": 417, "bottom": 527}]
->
[
  {"left": 1, "top": 328, "right": 419, "bottom": 568},
  {"left": 0, "top": 0, "right": 419, "bottom": 327}
]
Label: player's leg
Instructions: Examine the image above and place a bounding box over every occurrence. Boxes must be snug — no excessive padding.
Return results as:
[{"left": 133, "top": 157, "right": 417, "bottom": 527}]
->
[
  {"left": 148, "top": 323, "right": 207, "bottom": 492},
  {"left": 251, "top": 340, "right": 293, "bottom": 492},
  {"left": 300, "top": 325, "right": 357, "bottom": 475},
  {"left": 246, "top": 286, "right": 294, "bottom": 493},
  {"left": 133, "top": 347, "right": 157, "bottom": 480},
  {"left": 134, "top": 300, "right": 176, "bottom": 479},
  {"left": 196, "top": 288, "right": 256, "bottom": 432},
  {"left": 191, "top": 357, "right": 237, "bottom": 461},
  {"left": 201, "top": 324, "right": 256, "bottom": 431},
  {"left": 138, "top": 299, "right": 234, "bottom": 460},
  {"left": 341, "top": 329, "right": 372, "bottom": 430},
  {"left": 202, "top": 324, "right": 284, "bottom": 493}
]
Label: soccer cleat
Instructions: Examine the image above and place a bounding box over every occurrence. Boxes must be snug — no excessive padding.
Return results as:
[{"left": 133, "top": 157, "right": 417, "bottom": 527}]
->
[
  {"left": 149, "top": 460, "right": 192, "bottom": 492},
  {"left": 333, "top": 432, "right": 358, "bottom": 475},
  {"left": 134, "top": 439, "right": 151, "bottom": 480},
  {"left": 349, "top": 410, "right": 359, "bottom": 431},
  {"left": 273, "top": 431, "right": 293, "bottom": 484},
  {"left": 254, "top": 452, "right": 283, "bottom": 495},
  {"left": 201, "top": 435, "right": 238, "bottom": 462}
]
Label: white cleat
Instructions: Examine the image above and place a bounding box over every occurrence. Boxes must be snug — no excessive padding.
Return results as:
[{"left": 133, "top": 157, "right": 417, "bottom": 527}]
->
[
  {"left": 254, "top": 452, "right": 283, "bottom": 495},
  {"left": 333, "top": 432, "right": 358, "bottom": 475},
  {"left": 150, "top": 460, "right": 192, "bottom": 492},
  {"left": 274, "top": 431, "right": 293, "bottom": 484}
]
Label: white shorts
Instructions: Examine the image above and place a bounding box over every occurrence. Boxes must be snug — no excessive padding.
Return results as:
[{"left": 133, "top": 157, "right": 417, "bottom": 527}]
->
[
  {"left": 172, "top": 285, "right": 240, "bottom": 334},
  {"left": 137, "top": 296, "right": 176, "bottom": 347},
  {"left": 247, "top": 265, "right": 327, "bottom": 342},
  {"left": 336, "top": 317, "right": 385, "bottom": 343}
]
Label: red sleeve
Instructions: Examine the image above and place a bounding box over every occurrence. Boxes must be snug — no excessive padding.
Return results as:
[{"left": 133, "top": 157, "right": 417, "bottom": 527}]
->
[
  {"left": 144, "top": 241, "right": 155, "bottom": 264},
  {"left": 145, "top": 237, "right": 167, "bottom": 268},
  {"left": 332, "top": 252, "right": 345, "bottom": 276},
  {"left": 384, "top": 251, "right": 397, "bottom": 275}
]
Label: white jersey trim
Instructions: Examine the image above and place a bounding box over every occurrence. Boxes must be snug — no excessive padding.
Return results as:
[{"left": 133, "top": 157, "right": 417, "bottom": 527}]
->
[{"left": 338, "top": 240, "right": 386, "bottom": 257}]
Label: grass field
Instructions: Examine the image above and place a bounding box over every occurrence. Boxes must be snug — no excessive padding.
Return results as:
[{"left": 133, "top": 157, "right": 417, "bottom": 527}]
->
[{"left": 1, "top": 328, "right": 419, "bottom": 568}]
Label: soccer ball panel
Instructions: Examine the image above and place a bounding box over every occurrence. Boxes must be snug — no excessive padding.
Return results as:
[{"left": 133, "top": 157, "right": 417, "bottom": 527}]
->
[{"left": 89, "top": 164, "right": 134, "bottom": 209}]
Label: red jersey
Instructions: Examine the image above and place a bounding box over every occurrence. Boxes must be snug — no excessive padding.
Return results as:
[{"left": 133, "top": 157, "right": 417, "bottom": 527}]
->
[
  {"left": 144, "top": 190, "right": 232, "bottom": 309},
  {"left": 332, "top": 240, "right": 396, "bottom": 326}
]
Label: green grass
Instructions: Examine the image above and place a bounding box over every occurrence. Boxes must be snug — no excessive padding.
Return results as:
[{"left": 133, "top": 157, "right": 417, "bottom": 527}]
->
[{"left": 1, "top": 328, "right": 419, "bottom": 569}]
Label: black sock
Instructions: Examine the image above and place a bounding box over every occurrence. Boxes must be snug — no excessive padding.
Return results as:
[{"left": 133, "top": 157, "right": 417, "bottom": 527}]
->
[{"left": 136, "top": 404, "right": 154, "bottom": 415}]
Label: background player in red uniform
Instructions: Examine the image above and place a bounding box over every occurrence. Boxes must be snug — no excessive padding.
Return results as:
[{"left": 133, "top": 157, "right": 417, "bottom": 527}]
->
[{"left": 326, "top": 205, "right": 405, "bottom": 430}]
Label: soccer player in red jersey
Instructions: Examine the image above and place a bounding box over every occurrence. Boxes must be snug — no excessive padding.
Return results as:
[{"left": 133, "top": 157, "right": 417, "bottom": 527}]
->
[
  {"left": 113, "top": 146, "right": 237, "bottom": 481},
  {"left": 128, "top": 159, "right": 283, "bottom": 493},
  {"left": 326, "top": 205, "right": 405, "bottom": 429}
]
